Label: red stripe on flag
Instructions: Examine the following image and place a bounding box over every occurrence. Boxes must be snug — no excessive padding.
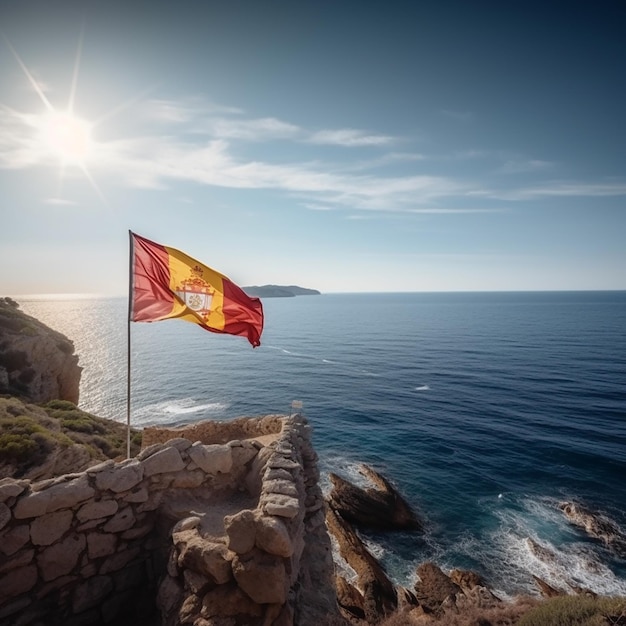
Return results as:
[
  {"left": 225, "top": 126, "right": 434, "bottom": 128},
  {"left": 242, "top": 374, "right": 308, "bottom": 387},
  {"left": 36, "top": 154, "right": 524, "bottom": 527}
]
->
[
  {"left": 131, "top": 233, "right": 175, "bottom": 321},
  {"left": 222, "top": 278, "right": 264, "bottom": 347}
]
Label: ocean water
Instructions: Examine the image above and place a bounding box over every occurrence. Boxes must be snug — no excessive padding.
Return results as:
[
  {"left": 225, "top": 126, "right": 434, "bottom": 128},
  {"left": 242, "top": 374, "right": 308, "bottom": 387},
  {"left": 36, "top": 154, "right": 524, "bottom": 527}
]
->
[{"left": 18, "top": 291, "right": 626, "bottom": 597}]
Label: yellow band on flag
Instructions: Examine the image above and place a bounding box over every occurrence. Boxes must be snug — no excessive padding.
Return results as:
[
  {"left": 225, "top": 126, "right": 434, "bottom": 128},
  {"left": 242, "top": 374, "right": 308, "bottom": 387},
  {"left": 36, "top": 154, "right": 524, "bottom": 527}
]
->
[{"left": 130, "top": 232, "right": 264, "bottom": 347}]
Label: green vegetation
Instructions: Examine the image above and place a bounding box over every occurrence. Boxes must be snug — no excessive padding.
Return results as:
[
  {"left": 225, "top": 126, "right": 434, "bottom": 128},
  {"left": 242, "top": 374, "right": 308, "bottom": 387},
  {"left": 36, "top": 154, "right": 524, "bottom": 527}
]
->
[
  {"left": 42, "top": 400, "right": 142, "bottom": 461},
  {"left": 0, "top": 414, "right": 73, "bottom": 470},
  {"left": 0, "top": 396, "right": 142, "bottom": 478},
  {"left": 518, "top": 595, "right": 626, "bottom": 626}
]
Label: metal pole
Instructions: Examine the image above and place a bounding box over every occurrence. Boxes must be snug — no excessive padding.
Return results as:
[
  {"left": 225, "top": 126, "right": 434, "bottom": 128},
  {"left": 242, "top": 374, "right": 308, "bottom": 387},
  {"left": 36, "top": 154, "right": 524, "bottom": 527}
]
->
[{"left": 126, "top": 230, "right": 133, "bottom": 459}]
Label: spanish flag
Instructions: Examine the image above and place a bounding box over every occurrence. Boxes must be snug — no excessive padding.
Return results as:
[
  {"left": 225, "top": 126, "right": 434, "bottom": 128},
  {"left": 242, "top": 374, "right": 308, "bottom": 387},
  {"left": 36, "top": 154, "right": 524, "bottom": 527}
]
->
[{"left": 130, "top": 232, "right": 264, "bottom": 347}]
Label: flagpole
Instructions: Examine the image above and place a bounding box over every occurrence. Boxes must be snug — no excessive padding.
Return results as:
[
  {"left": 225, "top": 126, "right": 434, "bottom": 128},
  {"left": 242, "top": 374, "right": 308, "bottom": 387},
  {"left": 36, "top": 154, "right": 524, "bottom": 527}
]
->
[{"left": 126, "top": 230, "right": 133, "bottom": 459}]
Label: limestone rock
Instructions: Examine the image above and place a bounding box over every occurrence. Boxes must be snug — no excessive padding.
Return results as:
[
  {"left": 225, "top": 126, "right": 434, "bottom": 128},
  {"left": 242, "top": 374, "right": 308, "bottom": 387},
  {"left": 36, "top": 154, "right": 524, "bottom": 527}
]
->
[
  {"left": 559, "top": 501, "right": 626, "bottom": 557},
  {"left": 176, "top": 531, "right": 233, "bottom": 584},
  {"left": 449, "top": 568, "right": 484, "bottom": 591},
  {"left": 200, "top": 582, "right": 263, "bottom": 619},
  {"left": 188, "top": 444, "right": 233, "bottom": 475},
  {"left": 0, "top": 298, "right": 81, "bottom": 403},
  {"left": 37, "top": 533, "right": 86, "bottom": 582},
  {"left": 455, "top": 585, "right": 501, "bottom": 610},
  {"left": 336, "top": 575, "right": 365, "bottom": 621},
  {"left": 232, "top": 548, "right": 287, "bottom": 605},
  {"left": 262, "top": 493, "right": 299, "bottom": 518},
  {"left": 224, "top": 509, "right": 256, "bottom": 554},
  {"left": 255, "top": 515, "right": 293, "bottom": 557},
  {"left": 142, "top": 446, "right": 186, "bottom": 477},
  {"left": 328, "top": 465, "right": 421, "bottom": 530},
  {"left": 0, "top": 524, "right": 30, "bottom": 556},
  {"left": 532, "top": 575, "right": 564, "bottom": 598},
  {"left": 77, "top": 499, "right": 118, "bottom": 522},
  {"left": 0, "top": 502, "right": 10, "bottom": 531},
  {"left": 30, "top": 510, "right": 73, "bottom": 545},
  {"left": 95, "top": 461, "right": 144, "bottom": 493},
  {"left": 326, "top": 508, "right": 397, "bottom": 622},
  {"left": 0, "top": 564, "right": 38, "bottom": 602},
  {"left": 414, "top": 562, "right": 461, "bottom": 612}
]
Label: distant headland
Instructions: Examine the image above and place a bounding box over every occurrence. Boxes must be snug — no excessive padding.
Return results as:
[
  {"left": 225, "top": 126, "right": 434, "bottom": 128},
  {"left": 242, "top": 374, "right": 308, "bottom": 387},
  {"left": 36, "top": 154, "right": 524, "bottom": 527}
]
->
[{"left": 242, "top": 285, "right": 321, "bottom": 298}]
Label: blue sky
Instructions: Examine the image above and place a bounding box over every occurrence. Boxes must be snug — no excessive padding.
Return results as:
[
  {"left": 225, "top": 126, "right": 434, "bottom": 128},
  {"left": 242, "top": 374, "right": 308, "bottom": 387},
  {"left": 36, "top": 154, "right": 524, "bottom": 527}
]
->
[{"left": 1, "top": 0, "right": 625, "bottom": 294}]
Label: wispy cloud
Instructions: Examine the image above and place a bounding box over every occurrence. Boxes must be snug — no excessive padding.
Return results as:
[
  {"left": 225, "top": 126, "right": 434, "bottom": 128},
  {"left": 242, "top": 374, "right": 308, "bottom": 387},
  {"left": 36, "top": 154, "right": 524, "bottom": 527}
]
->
[
  {"left": 497, "top": 159, "right": 554, "bottom": 174},
  {"left": 208, "top": 117, "right": 301, "bottom": 140},
  {"left": 3, "top": 91, "right": 626, "bottom": 215},
  {"left": 44, "top": 197, "right": 77, "bottom": 205},
  {"left": 303, "top": 203, "right": 336, "bottom": 211},
  {"left": 469, "top": 181, "right": 626, "bottom": 201},
  {"left": 308, "top": 128, "right": 394, "bottom": 147}
]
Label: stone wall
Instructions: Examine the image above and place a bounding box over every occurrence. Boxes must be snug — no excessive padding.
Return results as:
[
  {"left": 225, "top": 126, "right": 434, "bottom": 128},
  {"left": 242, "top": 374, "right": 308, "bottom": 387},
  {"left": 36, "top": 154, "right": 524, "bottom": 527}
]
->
[{"left": 0, "top": 414, "right": 339, "bottom": 626}]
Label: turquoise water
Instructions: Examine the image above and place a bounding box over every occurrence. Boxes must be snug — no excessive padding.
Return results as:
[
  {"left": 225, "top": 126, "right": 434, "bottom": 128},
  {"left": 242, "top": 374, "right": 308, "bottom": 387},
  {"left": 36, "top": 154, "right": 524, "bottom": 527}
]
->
[{"left": 19, "top": 291, "right": 626, "bottom": 596}]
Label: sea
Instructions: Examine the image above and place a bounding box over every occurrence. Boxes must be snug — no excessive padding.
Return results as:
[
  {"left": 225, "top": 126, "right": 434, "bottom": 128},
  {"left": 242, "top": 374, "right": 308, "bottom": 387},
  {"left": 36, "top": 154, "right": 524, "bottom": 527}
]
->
[{"left": 17, "top": 291, "right": 626, "bottom": 598}]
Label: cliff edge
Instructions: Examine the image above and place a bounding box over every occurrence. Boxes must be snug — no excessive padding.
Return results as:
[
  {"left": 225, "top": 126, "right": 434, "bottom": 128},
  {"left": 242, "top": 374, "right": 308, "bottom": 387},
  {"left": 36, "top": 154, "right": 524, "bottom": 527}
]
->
[{"left": 0, "top": 298, "right": 81, "bottom": 404}]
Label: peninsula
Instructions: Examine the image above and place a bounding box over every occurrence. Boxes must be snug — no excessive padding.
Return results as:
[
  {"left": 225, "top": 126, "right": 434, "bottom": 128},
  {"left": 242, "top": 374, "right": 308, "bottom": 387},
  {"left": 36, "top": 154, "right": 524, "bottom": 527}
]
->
[{"left": 242, "top": 285, "right": 320, "bottom": 298}]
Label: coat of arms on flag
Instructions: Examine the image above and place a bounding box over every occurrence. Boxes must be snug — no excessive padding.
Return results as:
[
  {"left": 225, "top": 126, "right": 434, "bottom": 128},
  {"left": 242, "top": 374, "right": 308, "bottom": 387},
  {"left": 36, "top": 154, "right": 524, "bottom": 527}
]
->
[{"left": 175, "top": 265, "right": 216, "bottom": 319}]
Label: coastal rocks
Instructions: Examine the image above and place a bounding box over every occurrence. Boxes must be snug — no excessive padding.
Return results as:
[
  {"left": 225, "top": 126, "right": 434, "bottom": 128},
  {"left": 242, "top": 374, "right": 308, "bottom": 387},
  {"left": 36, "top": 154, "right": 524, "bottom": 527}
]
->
[
  {"left": 414, "top": 562, "right": 462, "bottom": 612},
  {"left": 559, "top": 501, "right": 626, "bottom": 557},
  {"left": 327, "top": 465, "right": 422, "bottom": 530},
  {"left": 0, "top": 297, "right": 81, "bottom": 404},
  {"left": 532, "top": 575, "right": 564, "bottom": 598},
  {"left": 326, "top": 508, "right": 397, "bottom": 623}
]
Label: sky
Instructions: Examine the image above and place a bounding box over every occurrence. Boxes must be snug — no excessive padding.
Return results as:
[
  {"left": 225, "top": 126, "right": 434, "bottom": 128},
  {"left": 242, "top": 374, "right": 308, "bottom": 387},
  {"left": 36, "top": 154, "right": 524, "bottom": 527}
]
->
[{"left": 1, "top": 0, "right": 625, "bottom": 295}]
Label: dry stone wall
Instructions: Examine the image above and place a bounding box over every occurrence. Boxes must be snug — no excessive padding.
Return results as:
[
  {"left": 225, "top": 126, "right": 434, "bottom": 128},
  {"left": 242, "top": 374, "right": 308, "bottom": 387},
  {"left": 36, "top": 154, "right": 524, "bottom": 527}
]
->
[{"left": 0, "top": 414, "right": 339, "bottom": 626}]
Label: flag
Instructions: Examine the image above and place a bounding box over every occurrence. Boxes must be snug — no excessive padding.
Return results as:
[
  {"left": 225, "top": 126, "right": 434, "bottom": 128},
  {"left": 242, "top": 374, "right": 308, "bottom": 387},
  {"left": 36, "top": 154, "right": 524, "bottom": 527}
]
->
[{"left": 129, "top": 232, "right": 264, "bottom": 347}]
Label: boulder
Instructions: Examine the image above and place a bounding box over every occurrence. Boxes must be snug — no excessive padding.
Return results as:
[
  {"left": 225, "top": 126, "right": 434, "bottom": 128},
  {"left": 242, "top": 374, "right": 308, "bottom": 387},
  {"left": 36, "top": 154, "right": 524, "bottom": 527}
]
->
[
  {"left": 336, "top": 575, "right": 365, "bottom": 620},
  {"left": 326, "top": 508, "right": 397, "bottom": 623},
  {"left": 328, "top": 465, "right": 421, "bottom": 530},
  {"left": 232, "top": 547, "right": 287, "bottom": 604},
  {"left": 449, "top": 568, "right": 484, "bottom": 591},
  {"left": 532, "top": 575, "right": 564, "bottom": 598},
  {"left": 0, "top": 298, "right": 81, "bottom": 403},
  {"left": 559, "top": 501, "right": 626, "bottom": 557},
  {"left": 414, "top": 562, "right": 461, "bottom": 612}
]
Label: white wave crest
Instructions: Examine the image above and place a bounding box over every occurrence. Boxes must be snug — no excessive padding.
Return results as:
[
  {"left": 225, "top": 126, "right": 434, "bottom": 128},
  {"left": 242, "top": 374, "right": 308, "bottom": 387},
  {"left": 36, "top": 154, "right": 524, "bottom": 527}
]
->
[
  {"left": 133, "top": 397, "right": 229, "bottom": 423},
  {"left": 415, "top": 385, "right": 430, "bottom": 391},
  {"left": 490, "top": 496, "right": 626, "bottom": 596}
]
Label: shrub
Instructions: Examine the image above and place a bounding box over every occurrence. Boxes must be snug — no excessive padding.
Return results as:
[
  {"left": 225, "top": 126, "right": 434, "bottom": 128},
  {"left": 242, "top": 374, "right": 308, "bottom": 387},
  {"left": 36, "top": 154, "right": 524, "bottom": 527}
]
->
[
  {"left": 0, "top": 415, "right": 56, "bottom": 467},
  {"left": 518, "top": 595, "right": 626, "bottom": 626},
  {"left": 45, "top": 400, "right": 78, "bottom": 411}
]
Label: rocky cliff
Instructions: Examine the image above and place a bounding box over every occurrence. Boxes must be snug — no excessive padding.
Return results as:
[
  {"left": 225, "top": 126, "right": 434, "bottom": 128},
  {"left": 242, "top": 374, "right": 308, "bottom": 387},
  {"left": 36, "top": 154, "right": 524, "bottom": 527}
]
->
[{"left": 0, "top": 298, "right": 81, "bottom": 404}]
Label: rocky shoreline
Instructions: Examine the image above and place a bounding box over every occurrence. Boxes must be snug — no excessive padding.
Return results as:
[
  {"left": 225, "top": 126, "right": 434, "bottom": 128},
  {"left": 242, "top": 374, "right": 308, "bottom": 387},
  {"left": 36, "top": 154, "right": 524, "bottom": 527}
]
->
[{"left": 2, "top": 297, "right": 625, "bottom": 625}]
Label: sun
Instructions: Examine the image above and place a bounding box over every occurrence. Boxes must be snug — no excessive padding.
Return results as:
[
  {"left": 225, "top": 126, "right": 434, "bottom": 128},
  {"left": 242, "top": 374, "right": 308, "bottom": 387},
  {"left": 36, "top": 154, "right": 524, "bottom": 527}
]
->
[{"left": 39, "top": 111, "right": 93, "bottom": 164}]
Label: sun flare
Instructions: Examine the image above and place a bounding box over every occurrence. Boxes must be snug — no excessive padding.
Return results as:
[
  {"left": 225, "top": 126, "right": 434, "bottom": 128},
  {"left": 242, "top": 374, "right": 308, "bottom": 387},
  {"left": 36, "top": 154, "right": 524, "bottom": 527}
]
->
[{"left": 40, "top": 111, "right": 92, "bottom": 164}]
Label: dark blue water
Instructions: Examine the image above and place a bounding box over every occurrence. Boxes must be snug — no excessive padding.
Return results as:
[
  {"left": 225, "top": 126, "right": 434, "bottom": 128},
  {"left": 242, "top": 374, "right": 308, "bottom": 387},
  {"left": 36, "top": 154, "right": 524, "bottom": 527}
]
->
[{"left": 19, "top": 291, "right": 626, "bottom": 596}]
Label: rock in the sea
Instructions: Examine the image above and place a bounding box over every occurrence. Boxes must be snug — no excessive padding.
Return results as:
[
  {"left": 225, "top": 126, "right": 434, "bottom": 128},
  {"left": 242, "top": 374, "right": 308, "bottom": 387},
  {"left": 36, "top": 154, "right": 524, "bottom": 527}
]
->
[
  {"left": 327, "top": 464, "right": 422, "bottom": 530},
  {"left": 414, "top": 562, "right": 461, "bottom": 612},
  {"left": 449, "top": 568, "right": 484, "bottom": 591},
  {"left": 335, "top": 575, "right": 365, "bottom": 621},
  {"left": 0, "top": 298, "right": 81, "bottom": 403},
  {"left": 326, "top": 508, "right": 397, "bottom": 623},
  {"left": 559, "top": 501, "right": 626, "bottom": 558},
  {"left": 532, "top": 575, "right": 564, "bottom": 598}
]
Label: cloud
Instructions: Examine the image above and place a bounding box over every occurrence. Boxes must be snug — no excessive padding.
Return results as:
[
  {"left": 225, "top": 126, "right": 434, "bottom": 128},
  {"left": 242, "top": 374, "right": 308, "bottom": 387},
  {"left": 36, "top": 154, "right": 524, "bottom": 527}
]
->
[
  {"left": 470, "top": 181, "right": 626, "bottom": 201},
  {"left": 145, "top": 98, "right": 243, "bottom": 123},
  {"left": 3, "top": 92, "right": 625, "bottom": 216},
  {"left": 303, "top": 203, "right": 336, "bottom": 211},
  {"left": 208, "top": 117, "right": 301, "bottom": 140},
  {"left": 44, "top": 197, "right": 77, "bottom": 205},
  {"left": 497, "top": 159, "right": 554, "bottom": 174},
  {"left": 308, "top": 128, "right": 394, "bottom": 147}
]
